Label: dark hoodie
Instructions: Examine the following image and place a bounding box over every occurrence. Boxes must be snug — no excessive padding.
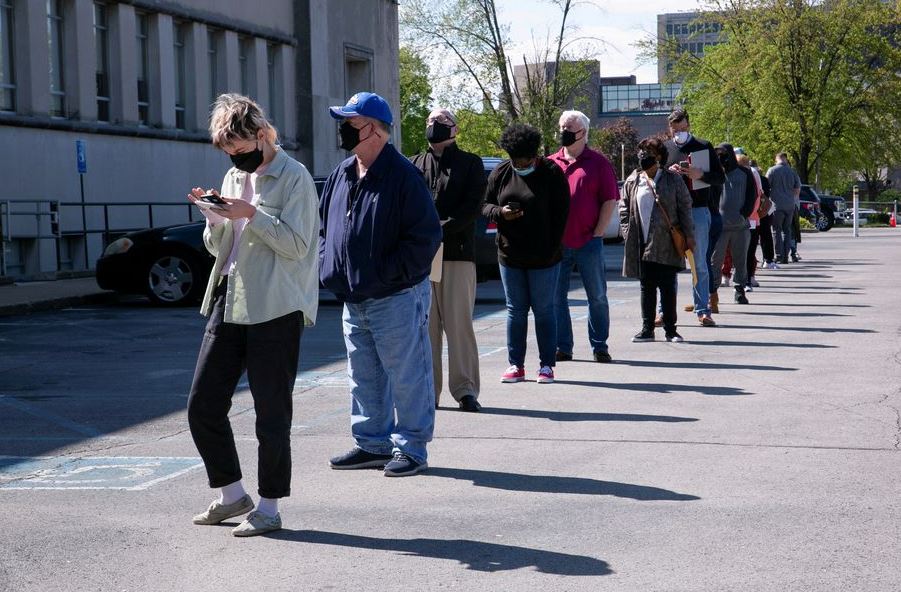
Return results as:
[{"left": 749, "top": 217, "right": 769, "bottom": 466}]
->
[{"left": 715, "top": 143, "right": 758, "bottom": 229}]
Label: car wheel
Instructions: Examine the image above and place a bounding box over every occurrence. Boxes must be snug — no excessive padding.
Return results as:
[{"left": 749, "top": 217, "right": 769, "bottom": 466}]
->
[
  {"left": 145, "top": 249, "right": 207, "bottom": 306},
  {"left": 816, "top": 207, "right": 834, "bottom": 232}
]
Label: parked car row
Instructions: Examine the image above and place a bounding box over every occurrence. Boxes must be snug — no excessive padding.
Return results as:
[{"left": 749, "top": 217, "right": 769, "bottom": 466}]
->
[{"left": 97, "top": 157, "right": 624, "bottom": 305}]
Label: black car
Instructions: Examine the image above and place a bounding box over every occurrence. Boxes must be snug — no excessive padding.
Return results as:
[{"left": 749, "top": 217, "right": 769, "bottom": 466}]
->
[
  {"left": 798, "top": 185, "right": 829, "bottom": 231},
  {"left": 816, "top": 191, "right": 846, "bottom": 228}
]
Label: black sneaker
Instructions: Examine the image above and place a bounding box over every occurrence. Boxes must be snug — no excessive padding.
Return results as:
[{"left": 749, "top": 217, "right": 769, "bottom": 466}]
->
[
  {"left": 593, "top": 351, "right": 612, "bottom": 363},
  {"left": 791, "top": 253, "right": 801, "bottom": 262},
  {"left": 329, "top": 447, "right": 392, "bottom": 470},
  {"left": 734, "top": 288, "right": 749, "bottom": 304},
  {"left": 631, "top": 329, "right": 655, "bottom": 342},
  {"left": 458, "top": 395, "right": 482, "bottom": 412},
  {"left": 384, "top": 452, "right": 428, "bottom": 477},
  {"left": 555, "top": 351, "right": 573, "bottom": 362},
  {"left": 665, "top": 332, "right": 684, "bottom": 343}
]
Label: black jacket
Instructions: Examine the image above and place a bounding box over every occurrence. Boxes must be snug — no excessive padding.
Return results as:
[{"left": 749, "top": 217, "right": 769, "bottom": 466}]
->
[
  {"left": 664, "top": 136, "right": 725, "bottom": 209},
  {"left": 410, "top": 143, "right": 487, "bottom": 262},
  {"left": 481, "top": 159, "right": 570, "bottom": 269}
]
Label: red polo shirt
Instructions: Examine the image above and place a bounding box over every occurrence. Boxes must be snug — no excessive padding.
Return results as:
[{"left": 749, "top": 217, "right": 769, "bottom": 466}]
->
[{"left": 549, "top": 146, "right": 618, "bottom": 249}]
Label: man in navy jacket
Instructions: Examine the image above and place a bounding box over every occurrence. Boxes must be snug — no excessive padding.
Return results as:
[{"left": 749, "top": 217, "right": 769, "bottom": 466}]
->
[{"left": 319, "top": 92, "right": 441, "bottom": 477}]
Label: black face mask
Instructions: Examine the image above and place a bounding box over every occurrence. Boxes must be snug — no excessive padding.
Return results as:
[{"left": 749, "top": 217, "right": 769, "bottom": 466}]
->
[
  {"left": 230, "top": 144, "right": 264, "bottom": 173},
  {"left": 560, "top": 129, "right": 579, "bottom": 147},
  {"left": 339, "top": 121, "right": 368, "bottom": 151},
  {"left": 426, "top": 122, "right": 453, "bottom": 144},
  {"left": 638, "top": 150, "right": 657, "bottom": 171}
]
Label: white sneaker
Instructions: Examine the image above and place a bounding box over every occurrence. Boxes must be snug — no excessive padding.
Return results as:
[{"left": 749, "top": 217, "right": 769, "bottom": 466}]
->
[
  {"left": 767, "top": 262, "right": 780, "bottom": 270},
  {"left": 745, "top": 284, "right": 754, "bottom": 292},
  {"left": 721, "top": 275, "right": 731, "bottom": 286}
]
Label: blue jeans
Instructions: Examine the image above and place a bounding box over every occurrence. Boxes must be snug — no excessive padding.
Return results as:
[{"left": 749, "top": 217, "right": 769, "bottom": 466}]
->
[
  {"left": 708, "top": 211, "right": 723, "bottom": 294},
  {"left": 499, "top": 263, "right": 559, "bottom": 368},
  {"left": 555, "top": 237, "right": 610, "bottom": 355},
  {"left": 342, "top": 279, "right": 435, "bottom": 464},
  {"left": 690, "top": 208, "right": 711, "bottom": 316}
]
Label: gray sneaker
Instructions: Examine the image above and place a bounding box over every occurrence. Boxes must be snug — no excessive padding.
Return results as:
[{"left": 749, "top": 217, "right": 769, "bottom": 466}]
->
[
  {"left": 232, "top": 511, "right": 282, "bottom": 537},
  {"left": 192, "top": 494, "right": 254, "bottom": 525}
]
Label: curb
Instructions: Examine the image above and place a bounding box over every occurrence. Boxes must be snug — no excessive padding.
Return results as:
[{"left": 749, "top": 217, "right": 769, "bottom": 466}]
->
[{"left": 0, "top": 291, "right": 119, "bottom": 318}]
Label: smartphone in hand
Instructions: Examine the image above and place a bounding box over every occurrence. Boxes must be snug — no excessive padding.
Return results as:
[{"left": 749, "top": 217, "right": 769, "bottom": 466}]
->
[
  {"left": 195, "top": 193, "right": 228, "bottom": 209},
  {"left": 679, "top": 160, "right": 690, "bottom": 169},
  {"left": 507, "top": 200, "right": 521, "bottom": 212}
]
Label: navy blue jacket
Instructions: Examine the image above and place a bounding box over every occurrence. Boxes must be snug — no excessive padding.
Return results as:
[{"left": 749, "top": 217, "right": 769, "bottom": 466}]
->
[{"left": 319, "top": 143, "right": 441, "bottom": 303}]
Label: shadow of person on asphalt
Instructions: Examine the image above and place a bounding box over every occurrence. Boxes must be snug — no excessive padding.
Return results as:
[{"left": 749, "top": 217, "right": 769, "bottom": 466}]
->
[
  {"left": 266, "top": 530, "right": 614, "bottom": 575},
  {"left": 552, "top": 380, "right": 750, "bottom": 396},
  {"left": 615, "top": 360, "right": 796, "bottom": 371},
  {"left": 477, "top": 408, "right": 698, "bottom": 423},
  {"left": 686, "top": 340, "right": 836, "bottom": 348},
  {"left": 714, "top": 325, "right": 875, "bottom": 334},
  {"left": 424, "top": 467, "right": 701, "bottom": 501}
]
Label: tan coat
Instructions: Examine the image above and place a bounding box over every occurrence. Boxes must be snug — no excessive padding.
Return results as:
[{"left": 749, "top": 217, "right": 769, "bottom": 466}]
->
[{"left": 619, "top": 168, "right": 695, "bottom": 278}]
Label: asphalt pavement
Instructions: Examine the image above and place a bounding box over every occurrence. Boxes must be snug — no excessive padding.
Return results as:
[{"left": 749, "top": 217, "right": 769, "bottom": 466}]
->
[{"left": 0, "top": 227, "right": 899, "bottom": 591}]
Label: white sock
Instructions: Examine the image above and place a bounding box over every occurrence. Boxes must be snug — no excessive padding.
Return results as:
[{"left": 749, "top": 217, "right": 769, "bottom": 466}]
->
[
  {"left": 218, "top": 480, "right": 247, "bottom": 505},
  {"left": 256, "top": 497, "right": 279, "bottom": 517}
]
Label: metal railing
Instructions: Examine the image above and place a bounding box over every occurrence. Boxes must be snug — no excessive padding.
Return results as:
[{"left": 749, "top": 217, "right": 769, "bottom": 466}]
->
[{"left": 0, "top": 199, "right": 200, "bottom": 277}]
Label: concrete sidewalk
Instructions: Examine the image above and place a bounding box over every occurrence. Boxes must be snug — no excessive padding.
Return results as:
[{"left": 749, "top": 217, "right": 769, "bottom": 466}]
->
[{"left": 0, "top": 276, "right": 116, "bottom": 317}]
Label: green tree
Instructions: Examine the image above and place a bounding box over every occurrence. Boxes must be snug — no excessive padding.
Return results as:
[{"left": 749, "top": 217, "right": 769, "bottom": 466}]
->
[
  {"left": 399, "top": 46, "right": 433, "bottom": 156},
  {"left": 656, "top": 0, "right": 900, "bottom": 186},
  {"left": 454, "top": 108, "right": 506, "bottom": 157}
]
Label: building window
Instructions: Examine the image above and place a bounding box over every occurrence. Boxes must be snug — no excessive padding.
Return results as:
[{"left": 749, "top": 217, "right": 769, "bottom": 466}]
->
[
  {"left": 666, "top": 24, "right": 672, "bottom": 35},
  {"left": 136, "top": 12, "right": 149, "bottom": 124},
  {"left": 238, "top": 36, "right": 251, "bottom": 95},
  {"left": 47, "top": 0, "right": 66, "bottom": 117},
  {"left": 207, "top": 28, "right": 219, "bottom": 105},
  {"left": 93, "top": 2, "right": 110, "bottom": 122},
  {"left": 267, "top": 43, "right": 279, "bottom": 125},
  {"left": 174, "top": 21, "right": 186, "bottom": 129},
  {"left": 0, "top": 0, "right": 15, "bottom": 111},
  {"left": 344, "top": 44, "right": 373, "bottom": 99}
]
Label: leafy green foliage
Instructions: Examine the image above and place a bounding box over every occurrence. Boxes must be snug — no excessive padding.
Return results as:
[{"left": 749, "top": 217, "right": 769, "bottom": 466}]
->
[
  {"left": 591, "top": 117, "right": 640, "bottom": 180},
  {"left": 399, "top": 46, "right": 433, "bottom": 156}
]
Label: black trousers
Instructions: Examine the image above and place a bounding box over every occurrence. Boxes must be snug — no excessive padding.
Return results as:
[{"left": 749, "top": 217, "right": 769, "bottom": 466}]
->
[
  {"left": 747, "top": 227, "right": 761, "bottom": 279},
  {"left": 187, "top": 281, "right": 303, "bottom": 498},
  {"left": 639, "top": 261, "right": 679, "bottom": 334},
  {"left": 758, "top": 214, "right": 775, "bottom": 262}
]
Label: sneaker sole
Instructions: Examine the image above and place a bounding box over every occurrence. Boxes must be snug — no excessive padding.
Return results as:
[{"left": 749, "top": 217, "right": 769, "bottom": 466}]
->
[
  {"left": 232, "top": 523, "right": 281, "bottom": 537},
  {"left": 537, "top": 377, "right": 554, "bottom": 384},
  {"left": 500, "top": 376, "right": 525, "bottom": 383},
  {"left": 631, "top": 337, "right": 655, "bottom": 342},
  {"left": 329, "top": 458, "right": 391, "bottom": 470},
  {"left": 384, "top": 462, "right": 428, "bottom": 477}
]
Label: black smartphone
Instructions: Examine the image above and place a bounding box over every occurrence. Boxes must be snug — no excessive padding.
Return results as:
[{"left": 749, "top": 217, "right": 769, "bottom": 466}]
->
[
  {"left": 200, "top": 193, "right": 228, "bottom": 205},
  {"left": 679, "top": 160, "right": 690, "bottom": 169},
  {"left": 507, "top": 201, "right": 521, "bottom": 212}
]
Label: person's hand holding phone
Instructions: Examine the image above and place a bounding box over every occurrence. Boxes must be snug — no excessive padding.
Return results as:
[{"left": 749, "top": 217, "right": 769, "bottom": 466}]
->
[
  {"left": 188, "top": 187, "right": 227, "bottom": 224},
  {"left": 501, "top": 201, "right": 524, "bottom": 221}
]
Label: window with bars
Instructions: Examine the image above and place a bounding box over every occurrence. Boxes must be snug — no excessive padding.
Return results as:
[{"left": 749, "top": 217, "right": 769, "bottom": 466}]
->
[
  {"left": 0, "top": 0, "right": 15, "bottom": 111},
  {"left": 136, "top": 12, "right": 149, "bottom": 124},
  {"left": 174, "top": 21, "right": 186, "bottom": 129},
  {"left": 47, "top": 0, "right": 66, "bottom": 117},
  {"left": 93, "top": 2, "right": 110, "bottom": 122}
]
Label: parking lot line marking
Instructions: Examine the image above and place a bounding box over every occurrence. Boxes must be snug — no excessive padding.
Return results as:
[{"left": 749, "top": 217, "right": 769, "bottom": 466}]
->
[{"left": 0, "top": 395, "right": 100, "bottom": 437}]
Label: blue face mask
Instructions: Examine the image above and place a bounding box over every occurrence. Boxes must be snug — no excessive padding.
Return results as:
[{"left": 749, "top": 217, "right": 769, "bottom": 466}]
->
[{"left": 513, "top": 165, "right": 536, "bottom": 176}]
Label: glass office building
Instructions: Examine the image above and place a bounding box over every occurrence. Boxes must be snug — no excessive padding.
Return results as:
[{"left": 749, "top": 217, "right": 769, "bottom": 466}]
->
[{"left": 601, "top": 83, "right": 683, "bottom": 114}]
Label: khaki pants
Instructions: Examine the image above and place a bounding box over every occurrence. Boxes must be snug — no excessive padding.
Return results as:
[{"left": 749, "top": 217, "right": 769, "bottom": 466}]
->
[{"left": 430, "top": 261, "right": 480, "bottom": 404}]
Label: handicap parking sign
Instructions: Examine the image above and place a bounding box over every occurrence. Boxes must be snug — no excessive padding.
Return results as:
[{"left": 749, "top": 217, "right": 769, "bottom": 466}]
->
[{"left": 0, "top": 456, "right": 203, "bottom": 490}]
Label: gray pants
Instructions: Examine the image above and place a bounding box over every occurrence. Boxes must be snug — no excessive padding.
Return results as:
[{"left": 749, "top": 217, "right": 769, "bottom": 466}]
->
[
  {"left": 711, "top": 225, "right": 750, "bottom": 288},
  {"left": 772, "top": 209, "right": 793, "bottom": 261}
]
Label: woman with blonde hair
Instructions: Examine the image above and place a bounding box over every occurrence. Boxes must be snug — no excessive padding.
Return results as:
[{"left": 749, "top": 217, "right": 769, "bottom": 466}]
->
[{"left": 186, "top": 94, "right": 320, "bottom": 537}]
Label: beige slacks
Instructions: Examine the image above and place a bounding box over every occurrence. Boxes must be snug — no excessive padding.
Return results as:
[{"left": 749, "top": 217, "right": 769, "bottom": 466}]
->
[{"left": 429, "top": 261, "right": 480, "bottom": 404}]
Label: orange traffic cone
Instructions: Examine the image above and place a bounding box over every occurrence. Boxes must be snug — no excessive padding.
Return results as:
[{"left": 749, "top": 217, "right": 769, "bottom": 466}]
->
[{"left": 891, "top": 212, "right": 897, "bottom": 228}]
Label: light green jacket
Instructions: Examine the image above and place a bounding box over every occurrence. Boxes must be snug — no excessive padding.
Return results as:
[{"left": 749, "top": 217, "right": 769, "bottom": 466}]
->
[{"left": 199, "top": 149, "right": 320, "bottom": 326}]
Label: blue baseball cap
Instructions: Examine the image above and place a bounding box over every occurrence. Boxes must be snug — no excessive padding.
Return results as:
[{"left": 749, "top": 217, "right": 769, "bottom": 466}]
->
[{"left": 329, "top": 92, "right": 393, "bottom": 125}]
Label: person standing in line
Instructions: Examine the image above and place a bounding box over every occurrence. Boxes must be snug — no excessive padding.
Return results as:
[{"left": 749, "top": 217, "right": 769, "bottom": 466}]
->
[
  {"left": 766, "top": 152, "right": 801, "bottom": 265},
  {"left": 483, "top": 123, "right": 570, "bottom": 384},
  {"left": 735, "top": 151, "right": 762, "bottom": 290},
  {"left": 751, "top": 159, "right": 778, "bottom": 270},
  {"left": 187, "top": 94, "right": 321, "bottom": 537},
  {"left": 620, "top": 137, "right": 695, "bottom": 343},
  {"left": 320, "top": 92, "right": 442, "bottom": 477},
  {"left": 710, "top": 144, "right": 758, "bottom": 305},
  {"left": 548, "top": 110, "right": 618, "bottom": 364},
  {"left": 663, "top": 107, "right": 724, "bottom": 327},
  {"left": 410, "top": 108, "right": 485, "bottom": 413}
]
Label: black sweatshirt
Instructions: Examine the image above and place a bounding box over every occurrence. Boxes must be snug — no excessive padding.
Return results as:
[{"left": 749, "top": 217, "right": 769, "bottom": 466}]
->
[
  {"left": 481, "top": 158, "right": 570, "bottom": 269},
  {"left": 664, "top": 136, "right": 725, "bottom": 209}
]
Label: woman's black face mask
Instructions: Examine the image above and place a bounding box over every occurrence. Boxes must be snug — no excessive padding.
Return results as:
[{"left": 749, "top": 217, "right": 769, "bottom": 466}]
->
[{"left": 230, "top": 143, "right": 264, "bottom": 173}]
